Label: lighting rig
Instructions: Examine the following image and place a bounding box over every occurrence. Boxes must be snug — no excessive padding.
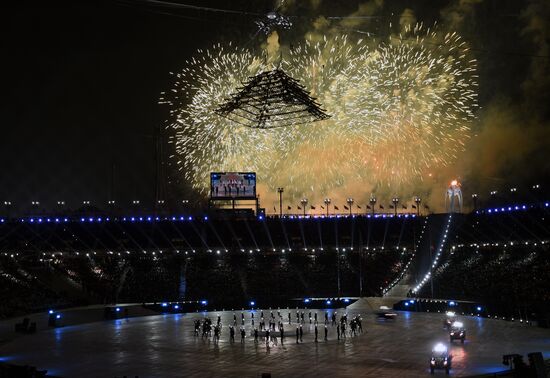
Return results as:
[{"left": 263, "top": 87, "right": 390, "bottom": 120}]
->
[{"left": 216, "top": 69, "right": 330, "bottom": 129}]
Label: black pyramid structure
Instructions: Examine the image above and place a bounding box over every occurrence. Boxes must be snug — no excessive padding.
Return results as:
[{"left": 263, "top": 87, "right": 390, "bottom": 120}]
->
[{"left": 215, "top": 69, "right": 331, "bottom": 129}]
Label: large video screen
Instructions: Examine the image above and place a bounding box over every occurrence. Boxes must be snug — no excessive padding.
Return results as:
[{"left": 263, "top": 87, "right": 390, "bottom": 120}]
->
[{"left": 210, "top": 172, "right": 256, "bottom": 199}]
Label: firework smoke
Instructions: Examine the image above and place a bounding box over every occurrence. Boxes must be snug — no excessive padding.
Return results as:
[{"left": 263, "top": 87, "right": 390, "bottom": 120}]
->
[{"left": 162, "top": 24, "right": 478, "bottom": 210}]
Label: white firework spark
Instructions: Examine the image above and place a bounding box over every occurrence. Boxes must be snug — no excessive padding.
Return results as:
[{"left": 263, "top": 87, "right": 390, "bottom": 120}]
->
[{"left": 162, "top": 25, "right": 478, "bottom": 203}]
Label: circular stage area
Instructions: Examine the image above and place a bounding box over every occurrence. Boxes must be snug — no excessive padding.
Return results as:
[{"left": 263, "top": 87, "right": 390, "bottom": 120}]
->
[{"left": 1, "top": 302, "right": 549, "bottom": 377}]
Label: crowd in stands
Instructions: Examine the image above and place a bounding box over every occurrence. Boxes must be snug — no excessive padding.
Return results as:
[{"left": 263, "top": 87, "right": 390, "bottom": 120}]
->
[
  {"left": 415, "top": 207, "right": 550, "bottom": 321},
  {"left": 0, "top": 256, "right": 70, "bottom": 319},
  {"left": 2, "top": 205, "right": 549, "bottom": 321},
  {"left": 0, "top": 216, "right": 417, "bottom": 317},
  {"left": 420, "top": 241, "right": 550, "bottom": 321},
  {"left": 454, "top": 208, "right": 549, "bottom": 243},
  {"left": 0, "top": 247, "right": 408, "bottom": 316}
]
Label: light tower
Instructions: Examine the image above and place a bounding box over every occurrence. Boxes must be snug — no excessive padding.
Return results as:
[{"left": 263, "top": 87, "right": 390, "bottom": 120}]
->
[
  {"left": 369, "top": 196, "right": 377, "bottom": 215},
  {"left": 31, "top": 201, "right": 40, "bottom": 216},
  {"left": 300, "top": 198, "right": 308, "bottom": 216},
  {"left": 414, "top": 196, "right": 421, "bottom": 216},
  {"left": 132, "top": 200, "right": 140, "bottom": 215},
  {"left": 324, "top": 198, "right": 331, "bottom": 216},
  {"left": 277, "top": 187, "right": 284, "bottom": 217},
  {"left": 391, "top": 197, "right": 399, "bottom": 216},
  {"left": 346, "top": 198, "right": 354, "bottom": 216},
  {"left": 3, "top": 201, "right": 12, "bottom": 218}
]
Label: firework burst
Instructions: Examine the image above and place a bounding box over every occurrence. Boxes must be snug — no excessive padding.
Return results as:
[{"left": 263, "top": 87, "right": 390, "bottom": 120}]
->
[{"left": 162, "top": 25, "right": 478, "bottom": 204}]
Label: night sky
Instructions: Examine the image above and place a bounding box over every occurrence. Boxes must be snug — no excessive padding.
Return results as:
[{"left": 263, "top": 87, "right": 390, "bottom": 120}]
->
[{"left": 2, "top": 0, "right": 549, "bottom": 214}]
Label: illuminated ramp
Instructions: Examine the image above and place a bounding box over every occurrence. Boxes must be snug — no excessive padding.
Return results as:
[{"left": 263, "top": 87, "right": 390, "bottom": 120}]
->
[{"left": 384, "top": 213, "right": 465, "bottom": 298}]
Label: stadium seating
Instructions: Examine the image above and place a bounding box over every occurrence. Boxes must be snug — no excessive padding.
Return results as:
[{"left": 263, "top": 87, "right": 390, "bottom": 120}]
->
[{"left": 1, "top": 207, "right": 549, "bottom": 322}]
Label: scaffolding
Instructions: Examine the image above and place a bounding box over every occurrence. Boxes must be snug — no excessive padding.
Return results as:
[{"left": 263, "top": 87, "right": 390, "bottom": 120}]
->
[{"left": 216, "top": 69, "right": 330, "bottom": 129}]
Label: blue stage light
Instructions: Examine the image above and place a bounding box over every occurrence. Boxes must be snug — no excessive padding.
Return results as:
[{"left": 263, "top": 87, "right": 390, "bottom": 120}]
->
[
  {"left": 180, "top": 216, "right": 185, "bottom": 221},
  {"left": 188, "top": 216, "right": 193, "bottom": 221},
  {"left": 204, "top": 216, "right": 208, "bottom": 221},
  {"left": 131, "top": 217, "right": 135, "bottom": 222},
  {"left": 88, "top": 218, "right": 93, "bottom": 222},
  {"left": 476, "top": 306, "right": 482, "bottom": 312},
  {"left": 449, "top": 301, "right": 456, "bottom": 306},
  {"left": 409, "top": 299, "right": 415, "bottom": 304},
  {"left": 56, "top": 314, "right": 61, "bottom": 319},
  {"left": 344, "top": 298, "right": 350, "bottom": 303},
  {"left": 173, "top": 305, "right": 179, "bottom": 310},
  {"left": 326, "top": 300, "right": 331, "bottom": 305},
  {"left": 250, "top": 301, "right": 255, "bottom": 306},
  {"left": 304, "top": 298, "right": 310, "bottom": 303},
  {"left": 404, "top": 302, "right": 409, "bottom": 306},
  {"left": 48, "top": 310, "right": 54, "bottom": 314},
  {"left": 201, "top": 300, "right": 207, "bottom": 305},
  {"left": 147, "top": 217, "right": 152, "bottom": 221},
  {"left": 258, "top": 215, "right": 264, "bottom": 220},
  {"left": 161, "top": 302, "right": 168, "bottom": 307},
  {"left": 115, "top": 307, "right": 121, "bottom": 312},
  {"left": 38, "top": 218, "right": 43, "bottom": 223}
]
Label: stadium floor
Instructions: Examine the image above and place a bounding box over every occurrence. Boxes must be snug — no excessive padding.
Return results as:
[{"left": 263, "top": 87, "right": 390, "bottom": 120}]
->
[{"left": 0, "top": 300, "right": 549, "bottom": 377}]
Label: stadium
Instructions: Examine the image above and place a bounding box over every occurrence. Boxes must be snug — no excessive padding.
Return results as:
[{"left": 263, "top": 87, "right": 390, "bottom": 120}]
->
[{"left": 1, "top": 1, "right": 550, "bottom": 377}]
